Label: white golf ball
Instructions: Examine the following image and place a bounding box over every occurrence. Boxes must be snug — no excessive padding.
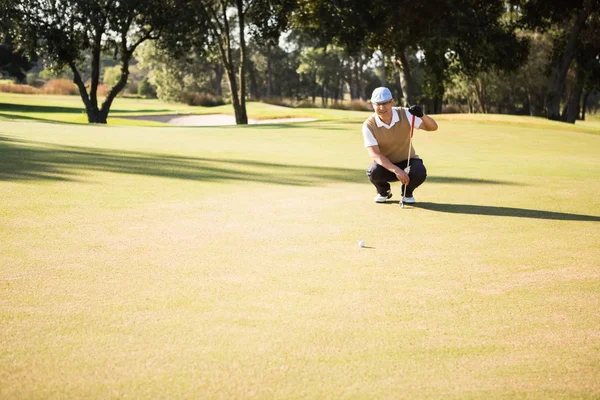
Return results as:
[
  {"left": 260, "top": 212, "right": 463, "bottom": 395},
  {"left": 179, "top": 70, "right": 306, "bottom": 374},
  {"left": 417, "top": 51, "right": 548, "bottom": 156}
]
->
[{"left": 358, "top": 240, "right": 365, "bottom": 248}]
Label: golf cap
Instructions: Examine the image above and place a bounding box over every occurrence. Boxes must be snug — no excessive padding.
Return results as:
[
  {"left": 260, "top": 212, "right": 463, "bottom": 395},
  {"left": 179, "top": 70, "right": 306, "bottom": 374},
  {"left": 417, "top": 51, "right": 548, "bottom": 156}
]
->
[{"left": 370, "top": 87, "right": 393, "bottom": 103}]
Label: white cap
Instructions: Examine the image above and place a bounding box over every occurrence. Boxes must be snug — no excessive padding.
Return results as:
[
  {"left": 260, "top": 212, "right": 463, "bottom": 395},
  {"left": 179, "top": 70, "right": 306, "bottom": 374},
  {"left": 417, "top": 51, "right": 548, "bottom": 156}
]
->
[{"left": 370, "top": 87, "right": 393, "bottom": 103}]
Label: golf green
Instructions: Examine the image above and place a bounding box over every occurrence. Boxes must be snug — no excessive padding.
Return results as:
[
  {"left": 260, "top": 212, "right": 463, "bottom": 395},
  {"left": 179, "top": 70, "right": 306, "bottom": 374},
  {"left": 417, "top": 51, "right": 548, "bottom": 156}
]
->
[{"left": 1, "top": 103, "right": 599, "bottom": 398}]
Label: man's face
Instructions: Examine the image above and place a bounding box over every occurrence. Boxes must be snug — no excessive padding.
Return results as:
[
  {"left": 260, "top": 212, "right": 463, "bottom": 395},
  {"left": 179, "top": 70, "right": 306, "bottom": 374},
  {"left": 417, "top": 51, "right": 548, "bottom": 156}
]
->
[{"left": 373, "top": 99, "right": 394, "bottom": 118}]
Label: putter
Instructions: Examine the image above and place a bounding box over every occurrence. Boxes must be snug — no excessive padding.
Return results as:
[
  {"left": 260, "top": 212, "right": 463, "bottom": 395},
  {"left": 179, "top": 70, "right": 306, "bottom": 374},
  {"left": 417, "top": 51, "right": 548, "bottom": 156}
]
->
[{"left": 400, "top": 113, "right": 416, "bottom": 208}]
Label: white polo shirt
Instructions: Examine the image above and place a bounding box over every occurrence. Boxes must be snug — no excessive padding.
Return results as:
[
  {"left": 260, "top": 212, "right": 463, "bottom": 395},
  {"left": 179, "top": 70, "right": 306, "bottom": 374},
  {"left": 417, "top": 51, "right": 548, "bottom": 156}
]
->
[{"left": 363, "top": 108, "right": 422, "bottom": 148}]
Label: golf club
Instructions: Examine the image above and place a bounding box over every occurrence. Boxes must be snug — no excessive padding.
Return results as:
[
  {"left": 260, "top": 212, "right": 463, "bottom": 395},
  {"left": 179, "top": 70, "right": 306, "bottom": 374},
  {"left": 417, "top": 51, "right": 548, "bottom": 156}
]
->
[{"left": 400, "top": 113, "right": 416, "bottom": 208}]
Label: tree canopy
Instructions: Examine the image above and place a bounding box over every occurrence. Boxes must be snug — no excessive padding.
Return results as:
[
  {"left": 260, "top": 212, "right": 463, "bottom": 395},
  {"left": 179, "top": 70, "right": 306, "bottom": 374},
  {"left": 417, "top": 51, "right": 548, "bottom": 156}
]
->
[
  {"left": 6, "top": 0, "right": 195, "bottom": 123},
  {"left": 1, "top": 0, "right": 598, "bottom": 124}
]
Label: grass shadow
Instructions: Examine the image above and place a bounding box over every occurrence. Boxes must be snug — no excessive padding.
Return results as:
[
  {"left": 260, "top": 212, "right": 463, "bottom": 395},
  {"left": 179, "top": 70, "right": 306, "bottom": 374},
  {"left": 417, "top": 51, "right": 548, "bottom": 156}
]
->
[
  {"left": 426, "top": 176, "right": 525, "bottom": 186},
  {"left": 413, "top": 202, "right": 600, "bottom": 222},
  {"left": 0, "top": 112, "right": 85, "bottom": 125},
  {"left": 0, "top": 136, "right": 364, "bottom": 186},
  {"left": 0, "top": 136, "right": 533, "bottom": 188},
  {"left": 0, "top": 102, "right": 171, "bottom": 114}
]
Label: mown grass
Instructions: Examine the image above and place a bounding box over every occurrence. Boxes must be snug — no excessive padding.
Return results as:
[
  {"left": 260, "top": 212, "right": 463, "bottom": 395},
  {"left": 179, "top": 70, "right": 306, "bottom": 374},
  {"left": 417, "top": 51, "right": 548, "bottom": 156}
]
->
[
  {"left": 1, "top": 95, "right": 599, "bottom": 399},
  {"left": 0, "top": 92, "right": 370, "bottom": 126}
]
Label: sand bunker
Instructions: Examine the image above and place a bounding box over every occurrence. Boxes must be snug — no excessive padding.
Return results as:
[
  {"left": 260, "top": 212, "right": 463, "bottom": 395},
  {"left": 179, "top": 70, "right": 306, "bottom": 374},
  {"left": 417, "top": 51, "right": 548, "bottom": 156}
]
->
[{"left": 122, "top": 114, "right": 316, "bottom": 126}]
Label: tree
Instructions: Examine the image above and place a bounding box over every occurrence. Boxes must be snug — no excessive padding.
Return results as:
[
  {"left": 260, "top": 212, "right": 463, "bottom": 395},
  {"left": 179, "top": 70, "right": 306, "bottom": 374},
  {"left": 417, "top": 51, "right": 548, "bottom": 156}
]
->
[
  {"left": 162, "top": 0, "right": 295, "bottom": 124},
  {"left": 6, "top": 0, "right": 193, "bottom": 123},
  {"left": 135, "top": 41, "right": 224, "bottom": 104},
  {"left": 517, "top": 0, "right": 599, "bottom": 121},
  {"left": 292, "top": 0, "right": 527, "bottom": 113},
  {"left": 411, "top": 0, "right": 528, "bottom": 113},
  {"left": 0, "top": 35, "right": 37, "bottom": 82},
  {"left": 297, "top": 46, "right": 347, "bottom": 105},
  {"left": 0, "top": 7, "right": 36, "bottom": 82}
]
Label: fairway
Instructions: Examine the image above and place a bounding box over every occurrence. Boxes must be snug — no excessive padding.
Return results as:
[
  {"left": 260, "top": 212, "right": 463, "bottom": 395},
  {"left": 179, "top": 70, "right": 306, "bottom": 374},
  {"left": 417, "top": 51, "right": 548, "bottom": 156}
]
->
[{"left": 1, "top": 108, "right": 600, "bottom": 398}]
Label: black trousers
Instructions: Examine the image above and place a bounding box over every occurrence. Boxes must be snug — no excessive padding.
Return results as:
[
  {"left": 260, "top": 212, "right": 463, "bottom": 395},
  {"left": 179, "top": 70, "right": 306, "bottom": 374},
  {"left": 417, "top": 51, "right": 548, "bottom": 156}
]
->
[{"left": 366, "top": 158, "right": 427, "bottom": 197}]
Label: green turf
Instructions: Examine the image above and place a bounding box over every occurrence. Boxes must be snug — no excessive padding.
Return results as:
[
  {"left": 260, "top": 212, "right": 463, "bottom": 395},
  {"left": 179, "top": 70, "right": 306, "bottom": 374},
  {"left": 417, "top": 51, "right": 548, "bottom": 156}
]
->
[
  {"left": 1, "top": 96, "right": 599, "bottom": 399},
  {"left": 0, "top": 92, "right": 369, "bottom": 125}
]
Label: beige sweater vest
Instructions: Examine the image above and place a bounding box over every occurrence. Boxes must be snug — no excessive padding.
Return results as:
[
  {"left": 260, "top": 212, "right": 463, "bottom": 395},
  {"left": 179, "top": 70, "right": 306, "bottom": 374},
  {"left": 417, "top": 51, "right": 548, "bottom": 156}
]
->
[{"left": 365, "top": 107, "right": 419, "bottom": 163}]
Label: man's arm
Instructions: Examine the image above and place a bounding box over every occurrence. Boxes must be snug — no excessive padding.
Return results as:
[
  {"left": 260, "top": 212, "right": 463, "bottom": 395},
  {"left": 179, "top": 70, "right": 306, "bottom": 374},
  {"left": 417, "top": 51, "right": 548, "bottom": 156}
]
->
[
  {"left": 419, "top": 115, "right": 438, "bottom": 131},
  {"left": 366, "top": 145, "right": 410, "bottom": 185}
]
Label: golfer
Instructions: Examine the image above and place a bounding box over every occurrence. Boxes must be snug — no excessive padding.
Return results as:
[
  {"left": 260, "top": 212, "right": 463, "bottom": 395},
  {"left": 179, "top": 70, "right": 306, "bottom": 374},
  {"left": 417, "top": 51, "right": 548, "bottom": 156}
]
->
[{"left": 363, "top": 87, "right": 438, "bottom": 204}]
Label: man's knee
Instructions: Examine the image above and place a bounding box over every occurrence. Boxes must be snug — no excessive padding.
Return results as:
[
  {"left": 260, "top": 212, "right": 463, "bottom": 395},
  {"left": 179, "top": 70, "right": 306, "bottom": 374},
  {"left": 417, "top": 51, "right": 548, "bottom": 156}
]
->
[
  {"left": 411, "top": 161, "right": 427, "bottom": 181},
  {"left": 367, "top": 162, "right": 388, "bottom": 181}
]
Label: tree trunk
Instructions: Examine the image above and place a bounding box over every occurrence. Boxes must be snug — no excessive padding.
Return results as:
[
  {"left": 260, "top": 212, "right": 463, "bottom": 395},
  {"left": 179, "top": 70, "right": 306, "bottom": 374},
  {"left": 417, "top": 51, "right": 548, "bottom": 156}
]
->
[
  {"left": 433, "top": 96, "right": 442, "bottom": 114},
  {"left": 397, "top": 48, "right": 419, "bottom": 106},
  {"left": 394, "top": 67, "right": 403, "bottom": 103},
  {"left": 70, "top": 63, "right": 96, "bottom": 123},
  {"left": 99, "top": 54, "right": 131, "bottom": 124},
  {"left": 562, "top": 62, "right": 585, "bottom": 123},
  {"left": 225, "top": 65, "right": 244, "bottom": 124},
  {"left": 545, "top": 0, "right": 594, "bottom": 121},
  {"left": 247, "top": 60, "right": 259, "bottom": 100},
  {"left": 347, "top": 58, "right": 356, "bottom": 100},
  {"left": 312, "top": 72, "right": 316, "bottom": 105},
  {"left": 212, "top": 64, "right": 224, "bottom": 96},
  {"left": 72, "top": 25, "right": 105, "bottom": 123},
  {"left": 236, "top": 0, "right": 248, "bottom": 124},
  {"left": 581, "top": 90, "right": 590, "bottom": 121},
  {"left": 266, "top": 44, "right": 272, "bottom": 98},
  {"left": 475, "top": 78, "right": 487, "bottom": 114},
  {"left": 380, "top": 51, "right": 387, "bottom": 86},
  {"left": 211, "top": 1, "right": 247, "bottom": 125},
  {"left": 356, "top": 57, "right": 365, "bottom": 100}
]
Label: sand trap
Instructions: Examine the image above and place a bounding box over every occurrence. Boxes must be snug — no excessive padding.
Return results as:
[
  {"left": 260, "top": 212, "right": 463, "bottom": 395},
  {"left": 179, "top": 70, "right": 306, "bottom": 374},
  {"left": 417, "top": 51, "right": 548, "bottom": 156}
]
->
[{"left": 121, "top": 114, "right": 316, "bottom": 126}]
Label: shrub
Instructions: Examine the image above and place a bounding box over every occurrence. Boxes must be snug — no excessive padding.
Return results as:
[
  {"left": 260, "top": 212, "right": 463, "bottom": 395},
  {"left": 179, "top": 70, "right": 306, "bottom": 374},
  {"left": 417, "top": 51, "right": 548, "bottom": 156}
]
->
[
  {"left": 442, "top": 104, "right": 464, "bottom": 114},
  {"left": 26, "top": 73, "right": 46, "bottom": 88},
  {"left": 296, "top": 99, "right": 319, "bottom": 108},
  {"left": 329, "top": 100, "right": 371, "bottom": 111},
  {"left": 137, "top": 78, "right": 157, "bottom": 98},
  {"left": 0, "top": 83, "right": 41, "bottom": 94},
  {"left": 42, "top": 79, "right": 79, "bottom": 95},
  {"left": 96, "top": 84, "right": 109, "bottom": 97},
  {"left": 102, "top": 65, "right": 121, "bottom": 87},
  {"left": 262, "top": 97, "right": 295, "bottom": 107},
  {"left": 182, "top": 92, "right": 225, "bottom": 107}
]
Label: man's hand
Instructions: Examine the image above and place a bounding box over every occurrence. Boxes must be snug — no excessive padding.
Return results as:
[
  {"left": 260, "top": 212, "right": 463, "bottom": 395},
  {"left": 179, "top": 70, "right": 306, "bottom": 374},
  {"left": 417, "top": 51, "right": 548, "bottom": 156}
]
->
[
  {"left": 408, "top": 105, "right": 423, "bottom": 118},
  {"left": 393, "top": 168, "right": 410, "bottom": 185}
]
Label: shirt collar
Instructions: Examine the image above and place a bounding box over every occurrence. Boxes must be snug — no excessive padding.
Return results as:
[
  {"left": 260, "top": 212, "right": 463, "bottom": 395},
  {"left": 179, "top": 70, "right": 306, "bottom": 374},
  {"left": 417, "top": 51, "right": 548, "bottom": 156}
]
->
[{"left": 374, "top": 108, "right": 400, "bottom": 128}]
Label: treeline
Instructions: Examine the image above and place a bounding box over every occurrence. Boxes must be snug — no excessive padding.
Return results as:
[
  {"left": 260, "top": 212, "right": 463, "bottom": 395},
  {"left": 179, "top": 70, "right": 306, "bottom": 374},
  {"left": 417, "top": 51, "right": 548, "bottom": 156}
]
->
[{"left": 0, "top": 0, "right": 598, "bottom": 124}]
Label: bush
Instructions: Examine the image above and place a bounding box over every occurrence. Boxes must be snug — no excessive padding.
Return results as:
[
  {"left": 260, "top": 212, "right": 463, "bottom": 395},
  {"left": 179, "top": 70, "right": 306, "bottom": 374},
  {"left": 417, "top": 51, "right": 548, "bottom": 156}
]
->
[
  {"left": 296, "top": 99, "right": 319, "bottom": 108},
  {"left": 329, "top": 100, "right": 371, "bottom": 111},
  {"left": 39, "top": 68, "right": 73, "bottom": 80},
  {"left": 0, "top": 82, "right": 41, "bottom": 94},
  {"left": 137, "top": 77, "right": 157, "bottom": 98},
  {"left": 182, "top": 92, "right": 225, "bottom": 107},
  {"left": 442, "top": 104, "right": 464, "bottom": 114},
  {"left": 42, "top": 79, "right": 79, "bottom": 95},
  {"left": 26, "top": 73, "right": 46, "bottom": 88},
  {"left": 102, "top": 65, "right": 121, "bottom": 87},
  {"left": 262, "top": 97, "right": 295, "bottom": 107},
  {"left": 96, "top": 84, "right": 109, "bottom": 97}
]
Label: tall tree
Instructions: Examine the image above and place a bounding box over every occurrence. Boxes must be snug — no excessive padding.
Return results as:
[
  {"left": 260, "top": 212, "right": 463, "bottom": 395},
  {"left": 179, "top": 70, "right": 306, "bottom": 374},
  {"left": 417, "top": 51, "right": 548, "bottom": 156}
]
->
[
  {"left": 0, "top": 35, "right": 37, "bottom": 82},
  {"left": 135, "top": 41, "right": 224, "bottom": 103},
  {"left": 517, "top": 0, "right": 599, "bottom": 121},
  {"left": 6, "top": 0, "right": 192, "bottom": 123},
  {"left": 409, "top": 0, "right": 528, "bottom": 113},
  {"left": 0, "top": 3, "right": 37, "bottom": 82},
  {"left": 168, "top": 0, "right": 295, "bottom": 124},
  {"left": 293, "top": 0, "right": 527, "bottom": 113}
]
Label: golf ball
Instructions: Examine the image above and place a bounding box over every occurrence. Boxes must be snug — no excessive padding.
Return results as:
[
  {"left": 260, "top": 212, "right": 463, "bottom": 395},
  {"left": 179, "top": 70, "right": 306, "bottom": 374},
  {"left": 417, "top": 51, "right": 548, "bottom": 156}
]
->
[{"left": 358, "top": 240, "right": 365, "bottom": 248}]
